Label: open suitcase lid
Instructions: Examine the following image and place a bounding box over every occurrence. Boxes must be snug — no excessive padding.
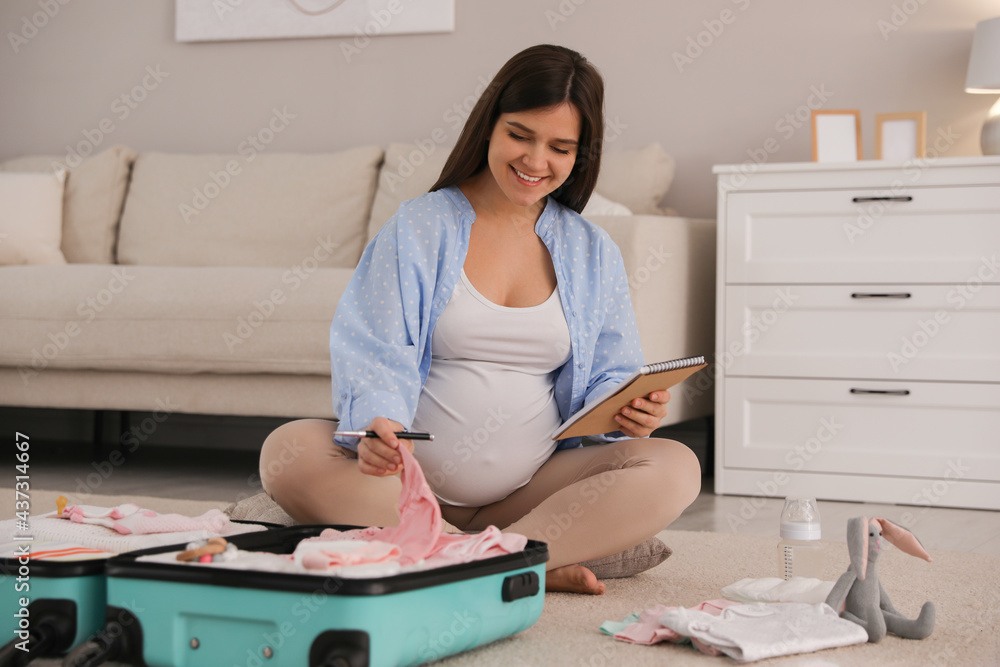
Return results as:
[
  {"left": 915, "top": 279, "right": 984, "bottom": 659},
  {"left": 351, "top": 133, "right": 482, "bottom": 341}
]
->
[
  {"left": 0, "top": 542, "right": 113, "bottom": 578},
  {"left": 105, "top": 525, "right": 549, "bottom": 596},
  {"left": 0, "top": 520, "right": 282, "bottom": 578}
]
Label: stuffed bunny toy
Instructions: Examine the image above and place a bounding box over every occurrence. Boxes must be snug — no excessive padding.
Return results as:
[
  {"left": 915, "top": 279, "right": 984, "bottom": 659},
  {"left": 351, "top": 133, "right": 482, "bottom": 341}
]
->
[{"left": 825, "top": 516, "right": 935, "bottom": 643}]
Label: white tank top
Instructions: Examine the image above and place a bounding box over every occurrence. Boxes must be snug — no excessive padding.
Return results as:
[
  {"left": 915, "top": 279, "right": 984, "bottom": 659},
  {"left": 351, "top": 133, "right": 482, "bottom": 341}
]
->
[{"left": 411, "top": 270, "right": 572, "bottom": 507}]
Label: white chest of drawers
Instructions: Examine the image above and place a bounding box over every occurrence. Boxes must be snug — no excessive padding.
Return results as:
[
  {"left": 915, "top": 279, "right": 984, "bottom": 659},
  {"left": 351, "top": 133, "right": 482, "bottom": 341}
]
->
[{"left": 712, "top": 157, "right": 1000, "bottom": 510}]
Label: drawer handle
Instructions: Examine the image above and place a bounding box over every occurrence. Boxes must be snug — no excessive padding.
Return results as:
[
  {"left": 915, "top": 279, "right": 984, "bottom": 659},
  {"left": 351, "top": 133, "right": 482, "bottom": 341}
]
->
[
  {"left": 851, "top": 292, "right": 912, "bottom": 299},
  {"left": 851, "top": 196, "right": 913, "bottom": 203},
  {"left": 850, "top": 388, "right": 911, "bottom": 396}
]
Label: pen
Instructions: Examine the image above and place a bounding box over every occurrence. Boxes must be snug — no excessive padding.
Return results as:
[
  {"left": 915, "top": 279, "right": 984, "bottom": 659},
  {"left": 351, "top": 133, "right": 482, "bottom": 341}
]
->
[{"left": 334, "top": 430, "right": 434, "bottom": 441}]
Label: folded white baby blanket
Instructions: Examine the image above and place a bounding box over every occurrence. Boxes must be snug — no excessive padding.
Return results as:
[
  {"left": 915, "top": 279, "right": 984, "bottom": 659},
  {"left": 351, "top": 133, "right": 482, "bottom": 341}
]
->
[
  {"left": 722, "top": 577, "right": 835, "bottom": 605},
  {"left": 0, "top": 506, "right": 266, "bottom": 554},
  {"left": 658, "top": 602, "right": 868, "bottom": 662},
  {"left": 601, "top": 599, "right": 737, "bottom": 654}
]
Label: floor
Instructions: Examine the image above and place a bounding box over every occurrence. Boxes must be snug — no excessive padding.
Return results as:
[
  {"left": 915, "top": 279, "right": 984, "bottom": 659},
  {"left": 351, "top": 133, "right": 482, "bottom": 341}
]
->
[{"left": 19, "top": 434, "right": 1000, "bottom": 557}]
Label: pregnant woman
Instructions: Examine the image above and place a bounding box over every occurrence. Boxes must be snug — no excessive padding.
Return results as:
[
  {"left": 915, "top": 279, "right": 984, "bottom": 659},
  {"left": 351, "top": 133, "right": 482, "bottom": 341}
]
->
[{"left": 259, "top": 44, "right": 701, "bottom": 594}]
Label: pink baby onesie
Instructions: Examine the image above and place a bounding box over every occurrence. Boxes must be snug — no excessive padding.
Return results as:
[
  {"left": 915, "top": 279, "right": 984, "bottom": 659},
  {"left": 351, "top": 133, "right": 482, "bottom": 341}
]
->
[
  {"left": 607, "top": 599, "right": 738, "bottom": 654},
  {"left": 301, "top": 445, "right": 527, "bottom": 568},
  {"left": 61, "top": 503, "right": 234, "bottom": 536}
]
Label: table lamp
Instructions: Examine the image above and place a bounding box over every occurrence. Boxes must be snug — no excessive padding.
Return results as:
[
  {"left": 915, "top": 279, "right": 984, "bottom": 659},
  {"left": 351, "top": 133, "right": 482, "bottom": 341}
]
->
[{"left": 966, "top": 15, "right": 1000, "bottom": 155}]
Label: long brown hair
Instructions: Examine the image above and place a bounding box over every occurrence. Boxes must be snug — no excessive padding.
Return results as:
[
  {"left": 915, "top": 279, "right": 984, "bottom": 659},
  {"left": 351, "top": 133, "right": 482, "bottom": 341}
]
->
[{"left": 430, "top": 44, "right": 604, "bottom": 214}]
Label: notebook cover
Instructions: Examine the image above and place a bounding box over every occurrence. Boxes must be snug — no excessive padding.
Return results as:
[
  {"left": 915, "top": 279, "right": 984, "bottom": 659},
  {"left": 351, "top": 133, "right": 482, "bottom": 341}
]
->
[{"left": 554, "top": 362, "right": 708, "bottom": 439}]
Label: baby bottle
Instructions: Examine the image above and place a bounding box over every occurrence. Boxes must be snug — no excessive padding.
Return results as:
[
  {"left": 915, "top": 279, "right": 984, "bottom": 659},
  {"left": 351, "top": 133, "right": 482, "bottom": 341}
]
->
[{"left": 777, "top": 497, "right": 824, "bottom": 580}]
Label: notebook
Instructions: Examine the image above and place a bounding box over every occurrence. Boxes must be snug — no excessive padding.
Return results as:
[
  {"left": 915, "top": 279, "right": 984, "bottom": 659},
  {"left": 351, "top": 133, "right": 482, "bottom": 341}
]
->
[{"left": 552, "top": 355, "right": 708, "bottom": 440}]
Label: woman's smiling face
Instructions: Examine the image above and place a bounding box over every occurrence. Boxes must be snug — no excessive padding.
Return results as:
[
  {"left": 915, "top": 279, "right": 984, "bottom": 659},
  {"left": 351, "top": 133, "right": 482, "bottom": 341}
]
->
[{"left": 484, "top": 102, "right": 581, "bottom": 209}]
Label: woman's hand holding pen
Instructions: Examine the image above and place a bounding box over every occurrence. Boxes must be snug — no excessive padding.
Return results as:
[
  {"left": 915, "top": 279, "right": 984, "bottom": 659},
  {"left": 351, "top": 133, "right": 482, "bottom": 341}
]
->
[
  {"left": 357, "top": 417, "right": 414, "bottom": 477},
  {"left": 613, "top": 390, "right": 671, "bottom": 439}
]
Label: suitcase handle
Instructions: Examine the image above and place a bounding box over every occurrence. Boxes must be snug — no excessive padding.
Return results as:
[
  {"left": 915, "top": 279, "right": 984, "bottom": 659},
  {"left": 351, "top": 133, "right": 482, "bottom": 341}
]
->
[{"left": 501, "top": 571, "right": 540, "bottom": 601}]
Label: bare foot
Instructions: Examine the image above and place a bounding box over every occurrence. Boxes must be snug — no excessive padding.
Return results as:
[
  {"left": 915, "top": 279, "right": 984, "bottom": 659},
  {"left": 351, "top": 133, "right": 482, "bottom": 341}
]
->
[{"left": 545, "top": 564, "right": 606, "bottom": 595}]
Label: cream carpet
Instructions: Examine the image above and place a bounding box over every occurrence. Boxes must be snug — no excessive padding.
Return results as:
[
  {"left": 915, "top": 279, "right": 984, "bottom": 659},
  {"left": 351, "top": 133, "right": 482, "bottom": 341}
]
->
[{"left": 5, "top": 489, "right": 999, "bottom": 666}]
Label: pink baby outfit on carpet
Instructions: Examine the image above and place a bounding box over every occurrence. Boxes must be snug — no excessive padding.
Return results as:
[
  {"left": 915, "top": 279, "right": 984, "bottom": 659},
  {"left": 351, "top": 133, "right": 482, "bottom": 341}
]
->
[
  {"left": 603, "top": 600, "right": 738, "bottom": 655},
  {"left": 298, "top": 445, "right": 527, "bottom": 569},
  {"left": 602, "top": 600, "right": 869, "bottom": 662}
]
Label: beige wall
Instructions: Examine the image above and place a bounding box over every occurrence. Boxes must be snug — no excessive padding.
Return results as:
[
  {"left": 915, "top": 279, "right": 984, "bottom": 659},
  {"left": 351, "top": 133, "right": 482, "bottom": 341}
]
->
[{"left": 1, "top": 0, "right": 996, "bottom": 219}]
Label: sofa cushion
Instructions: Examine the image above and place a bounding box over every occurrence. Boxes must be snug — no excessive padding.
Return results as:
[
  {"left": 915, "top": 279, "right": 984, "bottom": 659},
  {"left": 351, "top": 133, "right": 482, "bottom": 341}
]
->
[
  {"left": 366, "top": 141, "right": 676, "bottom": 240},
  {"left": 366, "top": 142, "right": 451, "bottom": 241},
  {"left": 0, "top": 170, "right": 67, "bottom": 265},
  {"left": 581, "top": 191, "right": 633, "bottom": 217},
  {"left": 0, "top": 145, "right": 137, "bottom": 263},
  {"left": 597, "top": 142, "right": 676, "bottom": 215},
  {"left": 0, "top": 264, "right": 353, "bottom": 377},
  {"left": 117, "top": 147, "right": 384, "bottom": 269}
]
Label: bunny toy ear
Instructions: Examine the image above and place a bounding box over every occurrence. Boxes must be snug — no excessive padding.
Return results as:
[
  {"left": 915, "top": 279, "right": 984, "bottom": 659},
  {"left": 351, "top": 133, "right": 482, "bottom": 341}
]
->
[
  {"left": 873, "top": 517, "right": 933, "bottom": 562},
  {"left": 848, "top": 516, "right": 869, "bottom": 580}
]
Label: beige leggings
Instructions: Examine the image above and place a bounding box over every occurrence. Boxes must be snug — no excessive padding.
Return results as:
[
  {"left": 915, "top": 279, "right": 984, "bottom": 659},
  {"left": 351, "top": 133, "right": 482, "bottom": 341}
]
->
[{"left": 259, "top": 418, "right": 701, "bottom": 570}]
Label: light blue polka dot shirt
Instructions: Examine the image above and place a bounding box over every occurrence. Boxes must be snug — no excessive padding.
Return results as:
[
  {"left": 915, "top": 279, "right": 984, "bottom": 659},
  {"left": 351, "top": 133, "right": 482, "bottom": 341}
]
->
[{"left": 330, "top": 185, "right": 645, "bottom": 452}]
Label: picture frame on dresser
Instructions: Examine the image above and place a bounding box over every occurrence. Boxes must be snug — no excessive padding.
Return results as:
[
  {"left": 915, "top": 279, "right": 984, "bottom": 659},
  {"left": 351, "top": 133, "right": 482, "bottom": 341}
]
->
[
  {"left": 875, "top": 111, "right": 927, "bottom": 161},
  {"left": 811, "top": 110, "right": 862, "bottom": 162}
]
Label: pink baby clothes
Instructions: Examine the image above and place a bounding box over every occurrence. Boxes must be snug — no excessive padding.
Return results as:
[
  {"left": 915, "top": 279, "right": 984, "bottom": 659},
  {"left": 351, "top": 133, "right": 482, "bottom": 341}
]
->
[
  {"left": 374, "top": 444, "right": 444, "bottom": 564},
  {"left": 608, "top": 599, "right": 738, "bottom": 655},
  {"left": 302, "top": 446, "right": 526, "bottom": 567},
  {"left": 426, "top": 526, "right": 526, "bottom": 566},
  {"left": 62, "top": 503, "right": 146, "bottom": 528},
  {"left": 62, "top": 503, "right": 234, "bottom": 536},
  {"left": 294, "top": 540, "right": 401, "bottom": 570},
  {"left": 374, "top": 445, "right": 527, "bottom": 565}
]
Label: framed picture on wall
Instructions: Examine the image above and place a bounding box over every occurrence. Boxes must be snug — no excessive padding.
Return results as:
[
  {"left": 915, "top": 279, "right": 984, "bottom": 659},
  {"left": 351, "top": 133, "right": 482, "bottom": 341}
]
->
[
  {"left": 875, "top": 112, "right": 927, "bottom": 161},
  {"left": 176, "top": 0, "right": 455, "bottom": 42},
  {"left": 811, "top": 110, "right": 863, "bottom": 162}
]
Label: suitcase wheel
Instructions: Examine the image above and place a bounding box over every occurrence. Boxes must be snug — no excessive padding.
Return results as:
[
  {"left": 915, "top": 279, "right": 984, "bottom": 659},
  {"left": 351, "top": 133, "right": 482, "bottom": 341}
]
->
[
  {"left": 309, "top": 629, "right": 369, "bottom": 667},
  {"left": 61, "top": 606, "right": 145, "bottom": 667},
  {"left": 0, "top": 599, "right": 77, "bottom": 666}
]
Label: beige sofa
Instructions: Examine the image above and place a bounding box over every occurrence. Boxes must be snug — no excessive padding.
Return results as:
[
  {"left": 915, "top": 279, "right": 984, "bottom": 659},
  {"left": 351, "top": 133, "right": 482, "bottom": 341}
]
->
[{"left": 0, "top": 143, "right": 715, "bottom": 427}]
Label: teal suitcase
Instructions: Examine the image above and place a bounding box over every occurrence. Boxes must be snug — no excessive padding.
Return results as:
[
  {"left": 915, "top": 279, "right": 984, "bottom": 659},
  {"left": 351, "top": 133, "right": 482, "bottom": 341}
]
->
[
  {"left": 80, "top": 525, "right": 547, "bottom": 666},
  {"left": 0, "top": 543, "right": 112, "bottom": 665}
]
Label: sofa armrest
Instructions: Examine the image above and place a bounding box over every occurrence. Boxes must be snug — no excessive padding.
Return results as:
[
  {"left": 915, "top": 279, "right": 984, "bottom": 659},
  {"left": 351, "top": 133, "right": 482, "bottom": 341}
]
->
[{"left": 587, "top": 214, "right": 717, "bottom": 424}]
